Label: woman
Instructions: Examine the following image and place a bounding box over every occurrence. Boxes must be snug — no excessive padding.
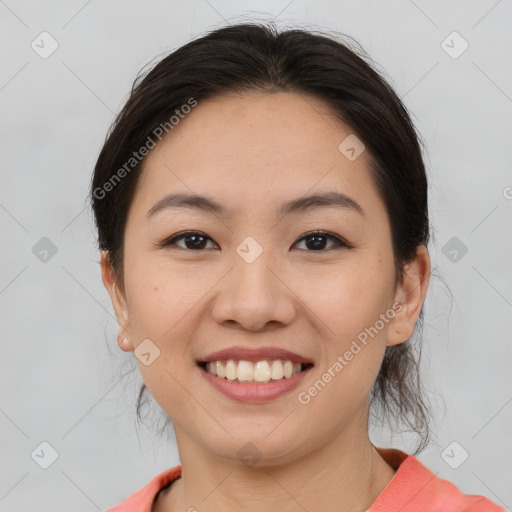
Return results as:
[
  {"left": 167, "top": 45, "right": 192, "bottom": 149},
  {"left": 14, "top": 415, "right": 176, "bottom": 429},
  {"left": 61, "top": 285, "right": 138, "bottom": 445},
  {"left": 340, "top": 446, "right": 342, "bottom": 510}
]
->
[{"left": 90, "top": 22, "right": 505, "bottom": 512}]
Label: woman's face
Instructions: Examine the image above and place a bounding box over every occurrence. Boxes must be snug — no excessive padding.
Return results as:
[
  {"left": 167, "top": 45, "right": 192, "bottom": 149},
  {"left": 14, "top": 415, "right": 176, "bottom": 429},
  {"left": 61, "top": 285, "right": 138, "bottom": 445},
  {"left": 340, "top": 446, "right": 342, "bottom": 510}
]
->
[{"left": 103, "top": 91, "right": 424, "bottom": 465}]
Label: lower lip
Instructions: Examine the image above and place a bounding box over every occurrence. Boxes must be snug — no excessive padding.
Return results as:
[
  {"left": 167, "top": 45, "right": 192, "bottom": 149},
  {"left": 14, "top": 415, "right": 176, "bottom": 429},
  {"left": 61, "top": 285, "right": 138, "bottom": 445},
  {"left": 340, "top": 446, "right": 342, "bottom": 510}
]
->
[{"left": 198, "top": 365, "right": 313, "bottom": 403}]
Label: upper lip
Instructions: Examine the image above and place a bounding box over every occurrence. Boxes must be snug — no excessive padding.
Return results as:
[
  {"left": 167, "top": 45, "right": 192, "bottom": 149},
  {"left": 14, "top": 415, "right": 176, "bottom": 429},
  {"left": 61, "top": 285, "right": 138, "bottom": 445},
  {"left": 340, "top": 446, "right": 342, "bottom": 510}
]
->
[{"left": 198, "top": 346, "right": 314, "bottom": 365}]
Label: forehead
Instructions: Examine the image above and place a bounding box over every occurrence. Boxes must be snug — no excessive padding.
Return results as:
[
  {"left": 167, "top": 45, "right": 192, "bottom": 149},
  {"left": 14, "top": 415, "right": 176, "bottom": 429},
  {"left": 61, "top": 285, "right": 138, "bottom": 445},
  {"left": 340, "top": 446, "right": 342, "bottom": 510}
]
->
[{"left": 133, "top": 91, "right": 385, "bottom": 220}]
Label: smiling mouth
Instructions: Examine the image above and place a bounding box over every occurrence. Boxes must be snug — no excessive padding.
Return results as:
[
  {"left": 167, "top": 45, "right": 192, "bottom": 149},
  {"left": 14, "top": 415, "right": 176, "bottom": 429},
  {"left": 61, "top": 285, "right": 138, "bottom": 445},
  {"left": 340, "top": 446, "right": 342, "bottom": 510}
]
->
[{"left": 197, "top": 359, "right": 314, "bottom": 384}]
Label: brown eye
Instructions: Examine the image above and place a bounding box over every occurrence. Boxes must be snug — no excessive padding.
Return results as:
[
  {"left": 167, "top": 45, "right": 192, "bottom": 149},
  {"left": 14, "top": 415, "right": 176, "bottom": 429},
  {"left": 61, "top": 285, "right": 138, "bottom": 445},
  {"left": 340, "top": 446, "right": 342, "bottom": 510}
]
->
[
  {"left": 293, "top": 231, "right": 349, "bottom": 251},
  {"left": 159, "top": 230, "right": 349, "bottom": 252},
  {"left": 161, "top": 231, "right": 218, "bottom": 250}
]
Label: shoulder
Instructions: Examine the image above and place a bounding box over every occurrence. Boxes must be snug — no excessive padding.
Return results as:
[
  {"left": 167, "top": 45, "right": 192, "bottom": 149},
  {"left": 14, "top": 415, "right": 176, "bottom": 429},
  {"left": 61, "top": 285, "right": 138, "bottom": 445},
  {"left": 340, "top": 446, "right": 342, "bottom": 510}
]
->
[
  {"left": 105, "top": 465, "right": 182, "bottom": 512},
  {"left": 370, "top": 448, "right": 507, "bottom": 512}
]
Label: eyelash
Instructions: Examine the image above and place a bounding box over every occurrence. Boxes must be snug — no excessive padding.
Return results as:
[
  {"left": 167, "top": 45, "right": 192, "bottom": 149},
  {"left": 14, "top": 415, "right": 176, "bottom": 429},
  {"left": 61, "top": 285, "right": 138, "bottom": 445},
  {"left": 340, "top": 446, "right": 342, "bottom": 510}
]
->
[{"left": 158, "top": 230, "right": 351, "bottom": 252}]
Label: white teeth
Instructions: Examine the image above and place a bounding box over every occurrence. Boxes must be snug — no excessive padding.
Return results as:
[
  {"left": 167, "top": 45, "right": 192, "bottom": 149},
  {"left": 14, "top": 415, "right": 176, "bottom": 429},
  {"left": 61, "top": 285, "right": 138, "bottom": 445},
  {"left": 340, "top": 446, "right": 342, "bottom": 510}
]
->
[
  {"left": 283, "top": 360, "right": 293, "bottom": 378},
  {"left": 216, "top": 360, "right": 225, "bottom": 378},
  {"left": 237, "top": 360, "right": 253, "bottom": 382},
  {"left": 225, "top": 359, "right": 237, "bottom": 381},
  {"left": 253, "top": 361, "right": 271, "bottom": 382},
  {"left": 203, "top": 359, "right": 308, "bottom": 383},
  {"left": 270, "top": 360, "right": 283, "bottom": 380}
]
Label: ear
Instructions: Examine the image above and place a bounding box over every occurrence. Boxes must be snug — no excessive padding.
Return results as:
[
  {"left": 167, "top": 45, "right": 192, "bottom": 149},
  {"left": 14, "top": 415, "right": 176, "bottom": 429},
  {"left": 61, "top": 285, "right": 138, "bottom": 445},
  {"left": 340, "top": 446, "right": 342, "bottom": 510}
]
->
[
  {"left": 386, "top": 244, "right": 431, "bottom": 346},
  {"left": 100, "top": 250, "right": 134, "bottom": 352}
]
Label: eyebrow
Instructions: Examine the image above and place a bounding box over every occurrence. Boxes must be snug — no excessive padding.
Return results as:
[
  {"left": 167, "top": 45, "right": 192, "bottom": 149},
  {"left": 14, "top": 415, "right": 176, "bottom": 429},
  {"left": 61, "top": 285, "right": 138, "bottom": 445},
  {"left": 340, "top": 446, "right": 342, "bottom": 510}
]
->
[{"left": 147, "top": 190, "right": 364, "bottom": 218}]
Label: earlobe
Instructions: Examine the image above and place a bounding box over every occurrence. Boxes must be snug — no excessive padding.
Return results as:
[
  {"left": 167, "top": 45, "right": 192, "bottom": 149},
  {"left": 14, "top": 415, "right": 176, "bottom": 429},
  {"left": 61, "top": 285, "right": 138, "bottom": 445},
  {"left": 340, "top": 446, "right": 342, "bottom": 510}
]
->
[
  {"left": 386, "top": 245, "right": 431, "bottom": 347},
  {"left": 117, "top": 333, "right": 134, "bottom": 352}
]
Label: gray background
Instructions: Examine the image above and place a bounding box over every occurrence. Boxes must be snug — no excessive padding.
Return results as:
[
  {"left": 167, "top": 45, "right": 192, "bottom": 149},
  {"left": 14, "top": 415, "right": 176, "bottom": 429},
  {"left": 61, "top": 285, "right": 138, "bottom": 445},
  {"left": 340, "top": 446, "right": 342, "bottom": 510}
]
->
[{"left": 1, "top": 1, "right": 511, "bottom": 511}]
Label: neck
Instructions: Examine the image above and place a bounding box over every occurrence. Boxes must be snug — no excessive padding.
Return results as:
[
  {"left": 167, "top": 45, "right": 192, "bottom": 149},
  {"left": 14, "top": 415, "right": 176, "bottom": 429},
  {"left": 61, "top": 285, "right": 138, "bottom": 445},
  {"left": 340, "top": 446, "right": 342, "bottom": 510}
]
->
[{"left": 157, "top": 421, "right": 396, "bottom": 512}]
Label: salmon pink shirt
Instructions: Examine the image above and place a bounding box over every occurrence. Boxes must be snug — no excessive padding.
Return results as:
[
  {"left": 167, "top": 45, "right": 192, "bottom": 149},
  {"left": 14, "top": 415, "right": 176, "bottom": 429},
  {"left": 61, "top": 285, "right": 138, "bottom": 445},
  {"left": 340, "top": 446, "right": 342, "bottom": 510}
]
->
[{"left": 105, "top": 447, "right": 507, "bottom": 511}]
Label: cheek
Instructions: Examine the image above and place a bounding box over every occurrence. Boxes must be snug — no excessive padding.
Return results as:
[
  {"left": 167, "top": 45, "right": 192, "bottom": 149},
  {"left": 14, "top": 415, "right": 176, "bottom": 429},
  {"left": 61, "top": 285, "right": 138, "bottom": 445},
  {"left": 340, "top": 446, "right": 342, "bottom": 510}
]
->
[
  {"left": 296, "top": 255, "right": 394, "bottom": 400},
  {"left": 124, "top": 254, "right": 205, "bottom": 339},
  {"left": 297, "top": 257, "right": 394, "bottom": 343},
  {"left": 297, "top": 281, "right": 393, "bottom": 416},
  {"left": 130, "top": 284, "right": 199, "bottom": 416}
]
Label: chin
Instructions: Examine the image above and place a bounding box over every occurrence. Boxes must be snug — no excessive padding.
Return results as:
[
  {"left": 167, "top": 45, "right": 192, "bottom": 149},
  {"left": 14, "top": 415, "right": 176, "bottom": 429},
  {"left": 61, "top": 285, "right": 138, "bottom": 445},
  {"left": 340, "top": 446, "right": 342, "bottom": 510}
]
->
[{"left": 201, "top": 427, "right": 309, "bottom": 469}]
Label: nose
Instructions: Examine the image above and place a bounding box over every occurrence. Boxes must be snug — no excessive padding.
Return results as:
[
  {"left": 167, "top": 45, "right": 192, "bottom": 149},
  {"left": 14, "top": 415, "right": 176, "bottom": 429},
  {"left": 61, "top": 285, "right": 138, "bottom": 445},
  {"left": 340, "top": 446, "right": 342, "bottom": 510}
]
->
[{"left": 210, "top": 248, "right": 296, "bottom": 332}]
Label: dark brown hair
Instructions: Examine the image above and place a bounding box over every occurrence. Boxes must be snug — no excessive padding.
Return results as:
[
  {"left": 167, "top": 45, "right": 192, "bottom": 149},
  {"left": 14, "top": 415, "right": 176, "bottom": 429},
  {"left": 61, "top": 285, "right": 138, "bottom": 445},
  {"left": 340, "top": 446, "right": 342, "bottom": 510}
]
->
[{"left": 90, "top": 21, "right": 433, "bottom": 454}]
